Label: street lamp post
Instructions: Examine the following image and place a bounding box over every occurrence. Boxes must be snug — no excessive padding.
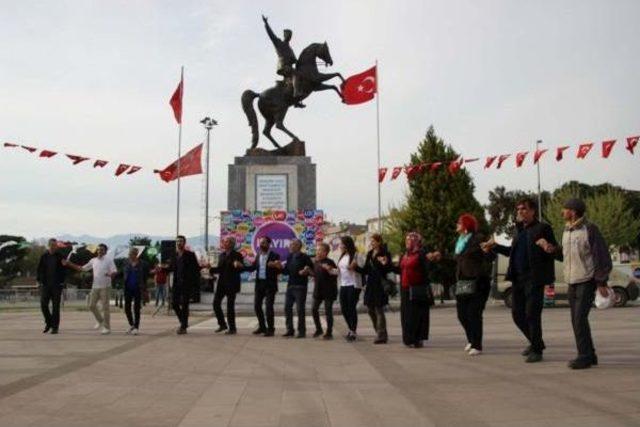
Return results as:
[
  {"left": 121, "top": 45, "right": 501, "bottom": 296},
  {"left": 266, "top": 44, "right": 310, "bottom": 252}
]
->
[
  {"left": 200, "top": 116, "right": 218, "bottom": 253},
  {"left": 536, "top": 139, "right": 543, "bottom": 221}
]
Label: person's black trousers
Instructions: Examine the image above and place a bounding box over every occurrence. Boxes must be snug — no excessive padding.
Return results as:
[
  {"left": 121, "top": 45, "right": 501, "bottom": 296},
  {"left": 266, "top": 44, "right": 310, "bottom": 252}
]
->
[
  {"left": 568, "top": 280, "right": 597, "bottom": 360},
  {"left": 312, "top": 298, "right": 334, "bottom": 334},
  {"left": 511, "top": 273, "right": 545, "bottom": 354},
  {"left": 456, "top": 293, "right": 486, "bottom": 350},
  {"left": 368, "top": 305, "right": 387, "bottom": 340},
  {"left": 40, "top": 285, "right": 62, "bottom": 329},
  {"left": 400, "top": 288, "right": 430, "bottom": 345},
  {"left": 172, "top": 286, "right": 190, "bottom": 329},
  {"left": 339, "top": 286, "right": 359, "bottom": 333},
  {"left": 254, "top": 280, "right": 276, "bottom": 332},
  {"left": 213, "top": 284, "right": 237, "bottom": 331},
  {"left": 284, "top": 286, "right": 307, "bottom": 334},
  {"left": 124, "top": 287, "right": 142, "bottom": 329}
]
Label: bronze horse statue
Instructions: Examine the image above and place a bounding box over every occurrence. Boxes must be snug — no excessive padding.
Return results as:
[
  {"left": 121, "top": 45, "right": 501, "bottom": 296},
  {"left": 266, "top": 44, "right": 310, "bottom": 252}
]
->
[{"left": 241, "top": 42, "right": 344, "bottom": 149}]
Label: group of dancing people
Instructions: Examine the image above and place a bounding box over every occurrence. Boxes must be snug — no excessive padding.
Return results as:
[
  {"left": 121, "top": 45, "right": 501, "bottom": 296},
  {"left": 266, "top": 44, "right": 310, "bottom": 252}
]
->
[{"left": 37, "top": 197, "right": 612, "bottom": 369}]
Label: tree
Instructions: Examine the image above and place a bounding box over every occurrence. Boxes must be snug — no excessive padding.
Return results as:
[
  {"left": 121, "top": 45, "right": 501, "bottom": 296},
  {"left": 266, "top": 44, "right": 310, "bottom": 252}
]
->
[
  {"left": 129, "top": 236, "right": 152, "bottom": 246},
  {"left": 17, "top": 241, "right": 46, "bottom": 278},
  {"left": 0, "top": 236, "right": 30, "bottom": 287},
  {"left": 383, "top": 126, "right": 487, "bottom": 284}
]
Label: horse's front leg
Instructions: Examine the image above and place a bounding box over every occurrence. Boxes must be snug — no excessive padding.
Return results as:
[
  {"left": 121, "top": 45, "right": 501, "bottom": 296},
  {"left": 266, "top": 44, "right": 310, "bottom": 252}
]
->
[
  {"left": 314, "top": 83, "right": 343, "bottom": 101},
  {"left": 317, "top": 72, "right": 345, "bottom": 84}
]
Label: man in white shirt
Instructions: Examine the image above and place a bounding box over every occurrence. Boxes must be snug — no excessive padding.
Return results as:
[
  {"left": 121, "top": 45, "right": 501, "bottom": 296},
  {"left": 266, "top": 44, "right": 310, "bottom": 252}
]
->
[{"left": 65, "top": 243, "right": 117, "bottom": 334}]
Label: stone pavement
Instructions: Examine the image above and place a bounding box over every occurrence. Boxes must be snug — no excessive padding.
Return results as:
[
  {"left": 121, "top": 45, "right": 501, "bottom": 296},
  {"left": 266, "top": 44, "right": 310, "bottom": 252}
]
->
[{"left": 0, "top": 304, "right": 638, "bottom": 427}]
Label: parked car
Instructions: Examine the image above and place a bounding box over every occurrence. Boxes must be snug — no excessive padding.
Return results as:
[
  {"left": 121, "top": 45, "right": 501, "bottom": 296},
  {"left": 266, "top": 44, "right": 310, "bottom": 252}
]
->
[{"left": 495, "top": 255, "right": 639, "bottom": 308}]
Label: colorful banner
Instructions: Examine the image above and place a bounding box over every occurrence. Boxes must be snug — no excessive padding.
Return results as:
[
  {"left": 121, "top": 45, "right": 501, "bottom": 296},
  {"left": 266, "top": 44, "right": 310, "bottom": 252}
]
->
[{"left": 219, "top": 210, "right": 324, "bottom": 263}]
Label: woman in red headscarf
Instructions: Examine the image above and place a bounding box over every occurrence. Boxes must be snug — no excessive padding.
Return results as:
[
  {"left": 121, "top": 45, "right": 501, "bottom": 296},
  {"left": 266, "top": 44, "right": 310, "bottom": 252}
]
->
[{"left": 393, "top": 232, "right": 439, "bottom": 348}]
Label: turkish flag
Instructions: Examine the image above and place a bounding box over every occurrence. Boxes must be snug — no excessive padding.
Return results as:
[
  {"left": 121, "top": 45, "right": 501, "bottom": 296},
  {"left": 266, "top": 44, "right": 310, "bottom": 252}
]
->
[
  {"left": 115, "top": 164, "right": 130, "bottom": 176},
  {"left": 156, "top": 143, "right": 203, "bottom": 183},
  {"left": 39, "top": 150, "right": 57, "bottom": 158},
  {"left": 341, "top": 66, "right": 377, "bottom": 105},
  {"left": 601, "top": 140, "right": 616, "bottom": 158},
  {"left": 533, "top": 149, "right": 548, "bottom": 164},
  {"left": 448, "top": 158, "right": 463, "bottom": 175},
  {"left": 556, "top": 146, "right": 570, "bottom": 161},
  {"left": 378, "top": 167, "right": 388, "bottom": 183},
  {"left": 577, "top": 143, "right": 593, "bottom": 159},
  {"left": 484, "top": 156, "right": 497, "bottom": 169},
  {"left": 169, "top": 76, "right": 183, "bottom": 124},
  {"left": 3, "top": 142, "right": 18, "bottom": 148},
  {"left": 626, "top": 135, "right": 639, "bottom": 154},
  {"left": 66, "top": 154, "right": 89, "bottom": 165},
  {"left": 127, "top": 166, "right": 142, "bottom": 175},
  {"left": 496, "top": 154, "right": 511, "bottom": 169},
  {"left": 93, "top": 160, "right": 108, "bottom": 168},
  {"left": 430, "top": 162, "right": 442, "bottom": 172},
  {"left": 21, "top": 145, "right": 37, "bottom": 153},
  {"left": 515, "top": 152, "right": 528, "bottom": 168},
  {"left": 390, "top": 166, "right": 403, "bottom": 180}
]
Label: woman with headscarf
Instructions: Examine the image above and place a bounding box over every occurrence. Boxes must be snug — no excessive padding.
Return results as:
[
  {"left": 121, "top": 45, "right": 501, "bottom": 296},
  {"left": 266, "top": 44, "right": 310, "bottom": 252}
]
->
[{"left": 394, "top": 232, "right": 438, "bottom": 348}]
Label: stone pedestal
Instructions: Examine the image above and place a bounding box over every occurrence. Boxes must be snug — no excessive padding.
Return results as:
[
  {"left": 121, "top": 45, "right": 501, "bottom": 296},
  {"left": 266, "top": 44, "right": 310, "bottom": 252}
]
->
[{"left": 228, "top": 155, "right": 316, "bottom": 211}]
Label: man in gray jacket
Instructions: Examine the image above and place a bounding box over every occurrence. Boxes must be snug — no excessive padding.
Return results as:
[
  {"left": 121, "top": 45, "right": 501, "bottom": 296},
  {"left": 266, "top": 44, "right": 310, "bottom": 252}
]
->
[{"left": 536, "top": 198, "right": 612, "bottom": 369}]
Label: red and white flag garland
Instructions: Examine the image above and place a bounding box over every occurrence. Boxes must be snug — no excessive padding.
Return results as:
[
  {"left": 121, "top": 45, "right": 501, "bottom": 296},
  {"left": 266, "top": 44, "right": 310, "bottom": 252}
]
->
[{"left": 376, "top": 133, "right": 638, "bottom": 182}]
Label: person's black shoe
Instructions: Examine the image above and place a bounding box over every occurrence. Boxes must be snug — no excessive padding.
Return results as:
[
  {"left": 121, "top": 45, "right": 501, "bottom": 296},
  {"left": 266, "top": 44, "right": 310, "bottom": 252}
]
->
[
  {"left": 225, "top": 329, "right": 237, "bottom": 335},
  {"left": 374, "top": 337, "right": 388, "bottom": 344},
  {"left": 50, "top": 328, "right": 58, "bottom": 334},
  {"left": 282, "top": 330, "right": 295, "bottom": 337},
  {"left": 296, "top": 333, "right": 306, "bottom": 339},
  {"left": 177, "top": 327, "right": 187, "bottom": 335},
  {"left": 252, "top": 328, "right": 266, "bottom": 335},
  {"left": 525, "top": 352, "right": 543, "bottom": 363},
  {"left": 264, "top": 329, "right": 275, "bottom": 337},
  {"left": 42, "top": 326, "right": 51, "bottom": 334},
  {"left": 214, "top": 326, "right": 228, "bottom": 333},
  {"left": 521, "top": 345, "right": 532, "bottom": 356},
  {"left": 413, "top": 341, "right": 424, "bottom": 348},
  {"left": 313, "top": 330, "right": 323, "bottom": 338},
  {"left": 568, "top": 358, "right": 592, "bottom": 370},
  {"left": 591, "top": 354, "right": 598, "bottom": 366},
  {"left": 323, "top": 333, "right": 333, "bottom": 340}
]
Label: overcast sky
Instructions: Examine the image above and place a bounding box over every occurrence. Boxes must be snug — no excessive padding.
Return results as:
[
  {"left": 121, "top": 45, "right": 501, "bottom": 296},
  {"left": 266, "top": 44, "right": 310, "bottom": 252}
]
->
[{"left": 1, "top": 0, "right": 638, "bottom": 240}]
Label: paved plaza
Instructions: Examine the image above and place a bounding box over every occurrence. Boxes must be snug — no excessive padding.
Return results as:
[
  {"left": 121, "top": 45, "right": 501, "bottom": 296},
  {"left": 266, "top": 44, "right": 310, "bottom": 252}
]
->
[{"left": 0, "top": 303, "right": 638, "bottom": 427}]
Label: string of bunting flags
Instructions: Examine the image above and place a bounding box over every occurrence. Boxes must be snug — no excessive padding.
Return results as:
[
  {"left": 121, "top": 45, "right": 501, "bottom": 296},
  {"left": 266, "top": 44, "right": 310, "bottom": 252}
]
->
[
  {"left": 2, "top": 141, "right": 203, "bottom": 183},
  {"left": 378, "top": 134, "right": 639, "bottom": 183}
]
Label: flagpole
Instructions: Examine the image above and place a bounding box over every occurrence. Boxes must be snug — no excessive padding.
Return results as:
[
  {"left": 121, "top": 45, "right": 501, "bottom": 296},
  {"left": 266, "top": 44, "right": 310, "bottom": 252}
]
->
[
  {"left": 375, "top": 60, "right": 382, "bottom": 233},
  {"left": 176, "top": 66, "right": 184, "bottom": 237}
]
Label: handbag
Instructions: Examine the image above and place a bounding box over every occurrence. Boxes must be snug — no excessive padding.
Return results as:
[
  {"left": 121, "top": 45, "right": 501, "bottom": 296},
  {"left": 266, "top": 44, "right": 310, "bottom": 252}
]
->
[
  {"left": 455, "top": 279, "right": 477, "bottom": 297},
  {"left": 381, "top": 274, "right": 398, "bottom": 297}
]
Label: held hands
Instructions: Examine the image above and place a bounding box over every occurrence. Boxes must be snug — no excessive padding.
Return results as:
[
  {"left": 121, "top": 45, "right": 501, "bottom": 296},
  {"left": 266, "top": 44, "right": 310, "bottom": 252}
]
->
[
  {"left": 376, "top": 255, "right": 388, "bottom": 265},
  {"left": 299, "top": 266, "right": 312, "bottom": 276},
  {"left": 426, "top": 251, "right": 442, "bottom": 262},
  {"left": 597, "top": 284, "right": 610, "bottom": 298},
  {"left": 348, "top": 260, "right": 358, "bottom": 271},
  {"left": 233, "top": 260, "right": 244, "bottom": 269},
  {"left": 535, "top": 238, "right": 556, "bottom": 254},
  {"left": 480, "top": 237, "right": 496, "bottom": 253}
]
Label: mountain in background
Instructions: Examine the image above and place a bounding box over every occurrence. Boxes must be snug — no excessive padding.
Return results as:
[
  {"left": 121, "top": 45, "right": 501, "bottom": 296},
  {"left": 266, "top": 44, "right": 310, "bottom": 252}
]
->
[{"left": 37, "top": 233, "right": 220, "bottom": 248}]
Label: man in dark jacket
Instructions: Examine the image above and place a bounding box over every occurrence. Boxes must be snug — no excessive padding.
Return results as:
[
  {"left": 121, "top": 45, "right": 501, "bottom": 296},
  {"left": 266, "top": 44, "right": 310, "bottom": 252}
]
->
[
  {"left": 166, "top": 236, "right": 200, "bottom": 334},
  {"left": 244, "top": 237, "right": 281, "bottom": 336},
  {"left": 483, "top": 198, "right": 558, "bottom": 363},
  {"left": 121, "top": 247, "right": 148, "bottom": 335},
  {"left": 282, "top": 239, "right": 314, "bottom": 338},
  {"left": 210, "top": 237, "right": 245, "bottom": 335},
  {"left": 36, "top": 238, "right": 67, "bottom": 334}
]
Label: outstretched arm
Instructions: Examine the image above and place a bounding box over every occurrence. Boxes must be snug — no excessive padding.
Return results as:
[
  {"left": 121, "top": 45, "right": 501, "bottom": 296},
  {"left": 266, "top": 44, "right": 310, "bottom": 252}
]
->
[{"left": 262, "top": 15, "right": 279, "bottom": 46}]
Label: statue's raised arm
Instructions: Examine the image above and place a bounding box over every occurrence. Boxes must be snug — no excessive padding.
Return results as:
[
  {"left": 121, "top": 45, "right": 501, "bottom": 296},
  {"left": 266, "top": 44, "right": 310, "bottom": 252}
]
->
[
  {"left": 261, "top": 15, "right": 296, "bottom": 78},
  {"left": 262, "top": 15, "right": 279, "bottom": 46}
]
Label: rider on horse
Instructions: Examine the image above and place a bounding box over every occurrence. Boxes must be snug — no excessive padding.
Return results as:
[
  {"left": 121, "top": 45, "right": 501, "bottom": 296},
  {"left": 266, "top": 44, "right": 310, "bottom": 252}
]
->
[{"left": 262, "top": 15, "right": 305, "bottom": 108}]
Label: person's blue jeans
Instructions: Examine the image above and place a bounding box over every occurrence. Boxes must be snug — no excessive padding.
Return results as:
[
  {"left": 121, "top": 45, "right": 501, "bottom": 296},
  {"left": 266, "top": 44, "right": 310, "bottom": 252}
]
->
[
  {"left": 285, "top": 286, "right": 307, "bottom": 334},
  {"left": 155, "top": 284, "right": 166, "bottom": 306}
]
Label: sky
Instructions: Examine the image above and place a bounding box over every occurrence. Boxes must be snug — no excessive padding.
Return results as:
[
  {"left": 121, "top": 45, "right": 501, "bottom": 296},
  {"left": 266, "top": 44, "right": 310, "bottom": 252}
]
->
[{"left": 1, "top": 0, "right": 638, "bottom": 240}]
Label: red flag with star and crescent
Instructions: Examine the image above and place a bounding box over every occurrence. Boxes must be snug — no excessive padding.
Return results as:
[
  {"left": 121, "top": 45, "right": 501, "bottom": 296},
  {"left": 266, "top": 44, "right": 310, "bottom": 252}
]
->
[
  {"left": 341, "top": 66, "right": 377, "bottom": 105},
  {"left": 156, "top": 143, "right": 203, "bottom": 183}
]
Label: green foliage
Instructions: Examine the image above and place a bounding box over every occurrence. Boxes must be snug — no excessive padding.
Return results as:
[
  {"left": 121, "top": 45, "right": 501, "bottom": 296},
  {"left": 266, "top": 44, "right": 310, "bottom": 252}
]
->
[
  {"left": 545, "top": 186, "right": 640, "bottom": 247},
  {"left": 130, "top": 236, "right": 152, "bottom": 246},
  {"left": 17, "top": 242, "right": 46, "bottom": 278},
  {"left": 383, "top": 126, "right": 487, "bottom": 283},
  {"left": 0, "top": 235, "right": 30, "bottom": 286}
]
